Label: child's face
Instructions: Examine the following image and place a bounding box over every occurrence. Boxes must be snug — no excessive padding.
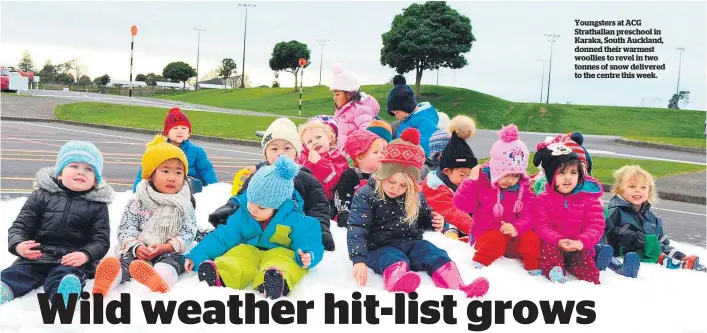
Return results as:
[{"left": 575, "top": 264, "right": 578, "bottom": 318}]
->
[
  {"left": 381, "top": 172, "right": 409, "bottom": 199},
  {"left": 497, "top": 173, "right": 522, "bottom": 189},
  {"left": 392, "top": 110, "right": 408, "bottom": 120},
  {"left": 58, "top": 162, "right": 96, "bottom": 191},
  {"left": 554, "top": 164, "right": 579, "bottom": 194},
  {"left": 149, "top": 159, "right": 185, "bottom": 194},
  {"left": 623, "top": 176, "right": 649, "bottom": 208},
  {"left": 167, "top": 126, "right": 190, "bottom": 144},
  {"left": 265, "top": 139, "right": 298, "bottom": 164},
  {"left": 443, "top": 167, "right": 472, "bottom": 186},
  {"left": 333, "top": 90, "right": 350, "bottom": 108},
  {"left": 357, "top": 140, "right": 385, "bottom": 172},
  {"left": 302, "top": 127, "right": 332, "bottom": 155},
  {"left": 247, "top": 202, "right": 275, "bottom": 222}
]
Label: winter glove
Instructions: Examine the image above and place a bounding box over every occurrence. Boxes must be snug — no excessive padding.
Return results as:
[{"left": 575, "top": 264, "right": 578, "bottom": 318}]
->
[
  {"left": 626, "top": 231, "right": 646, "bottom": 253},
  {"left": 337, "top": 211, "right": 349, "bottom": 228},
  {"left": 322, "top": 232, "right": 335, "bottom": 251},
  {"left": 188, "top": 177, "right": 204, "bottom": 194},
  {"left": 208, "top": 201, "right": 238, "bottom": 227}
]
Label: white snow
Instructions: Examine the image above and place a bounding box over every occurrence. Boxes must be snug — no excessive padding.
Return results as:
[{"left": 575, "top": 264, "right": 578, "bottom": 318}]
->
[{"left": 1, "top": 183, "right": 706, "bottom": 333}]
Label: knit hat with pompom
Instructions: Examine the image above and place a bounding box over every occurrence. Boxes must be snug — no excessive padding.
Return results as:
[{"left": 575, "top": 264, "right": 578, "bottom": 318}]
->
[
  {"left": 247, "top": 155, "right": 300, "bottom": 209},
  {"left": 374, "top": 128, "right": 426, "bottom": 181},
  {"left": 489, "top": 124, "right": 529, "bottom": 218},
  {"left": 438, "top": 115, "right": 478, "bottom": 170},
  {"left": 330, "top": 63, "right": 360, "bottom": 92}
]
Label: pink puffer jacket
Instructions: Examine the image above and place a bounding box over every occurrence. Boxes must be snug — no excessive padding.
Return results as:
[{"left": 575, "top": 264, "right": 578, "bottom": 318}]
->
[
  {"left": 535, "top": 175, "right": 605, "bottom": 257},
  {"left": 453, "top": 164, "right": 535, "bottom": 245},
  {"left": 297, "top": 148, "right": 350, "bottom": 201},
  {"left": 334, "top": 93, "right": 380, "bottom": 156}
]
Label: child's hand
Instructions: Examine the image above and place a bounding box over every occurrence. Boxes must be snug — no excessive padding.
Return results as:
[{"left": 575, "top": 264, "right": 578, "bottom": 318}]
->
[
  {"left": 184, "top": 258, "right": 194, "bottom": 273},
  {"left": 136, "top": 245, "right": 152, "bottom": 260},
  {"left": 16, "top": 240, "right": 42, "bottom": 260},
  {"left": 353, "top": 263, "right": 367, "bottom": 286},
  {"left": 148, "top": 243, "right": 174, "bottom": 259},
  {"left": 308, "top": 150, "right": 321, "bottom": 164},
  {"left": 558, "top": 239, "right": 574, "bottom": 252},
  {"left": 61, "top": 252, "right": 89, "bottom": 267},
  {"left": 298, "top": 249, "right": 312, "bottom": 269},
  {"left": 569, "top": 240, "right": 584, "bottom": 251},
  {"left": 468, "top": 165, "right": 481, "bottom": 181},
  {"left": 431, "top": 212, "right": 445, "bottom": 232},
  {"left": 500, "top": 222, "right": 518, "bottom": 237}
]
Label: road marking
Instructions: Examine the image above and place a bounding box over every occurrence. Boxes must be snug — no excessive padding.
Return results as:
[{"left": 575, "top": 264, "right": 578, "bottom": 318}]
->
[
  {"left": 602, "top": 200, "right": 706, "bottom": 216},
  {"left": 9, "top": 122, "right": 264, "bottom": 156},
  {"left": 589, "top": 149, "right": 705, "bottom": 165}
]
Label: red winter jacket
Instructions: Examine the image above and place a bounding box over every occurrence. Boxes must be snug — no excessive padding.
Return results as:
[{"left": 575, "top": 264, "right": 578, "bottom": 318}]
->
[
  {"left": 421, "top": 171, "right": 473, "bottom": 236},
  {"left": 298, "top": 147, "right": 350, "bottom": 200},
  {"left": 535, "top": 175, "right": 605, "bottom": 257}
]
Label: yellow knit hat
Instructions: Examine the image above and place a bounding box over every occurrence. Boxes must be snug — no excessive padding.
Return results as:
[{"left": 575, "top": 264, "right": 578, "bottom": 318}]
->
[{"left": 141, "top": 134, "right": 189, "bottom": 179}]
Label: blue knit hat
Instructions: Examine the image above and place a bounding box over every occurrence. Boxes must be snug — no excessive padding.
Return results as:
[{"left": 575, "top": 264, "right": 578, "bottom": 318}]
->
[
  {"left": 55, "top": 141, "right": 105, "bottom": 183},
  {"left": 429, "top": 129, "right": 452, "bottom": 157},
  {"left": 247, "top": 155, "right": 300, "bottom": 209}
]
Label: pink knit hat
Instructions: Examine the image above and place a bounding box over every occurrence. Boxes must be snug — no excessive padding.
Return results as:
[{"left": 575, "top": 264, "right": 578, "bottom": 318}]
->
[
  {"left": 489, "top": 124, "right": 529, "bottom": 218},
  {"left": 345, "top": 129, "right": 381, "bottom": 160}
]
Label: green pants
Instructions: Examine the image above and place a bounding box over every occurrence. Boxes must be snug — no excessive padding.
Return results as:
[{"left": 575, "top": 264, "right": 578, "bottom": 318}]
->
[{"left": 214, "top": 244, "right": 308, "bottom": 291}]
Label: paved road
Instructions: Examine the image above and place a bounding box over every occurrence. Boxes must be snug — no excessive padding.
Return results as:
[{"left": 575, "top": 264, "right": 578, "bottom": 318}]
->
[{"left": 1, "top": 120, "right": 704, "bottom": 247}]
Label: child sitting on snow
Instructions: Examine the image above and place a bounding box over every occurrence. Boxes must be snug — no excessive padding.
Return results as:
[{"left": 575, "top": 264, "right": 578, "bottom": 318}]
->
[
  {"left": 347, "top": 128, "right": 489, "bottom": 297},
  {"left": 184, "top": 156, "right": 324, "bottom": 299},
  {"left": 207, "top": 118, "right": 335, "bottom": 251},
  {"left": 297, "top": 116, "right": 349, "bottom": 213},
  {"left": 421, "top": 115, "right": 477, "bottom": 241},
  {"left": 453, "top": 124, "right": 542, "bottom": 275},
  {"left": 92, "top": 135, "right": 197, "bottom": 296},
  {"left": 605, "top": 165, "right": 705, "bottom": 273},
  {"left": 333, "top": 129, "right": 386, "bottom": 227},
  {"left": 533, "top": 142, "right": 605, "bottom": 284},
  {"left": 133, "top": 107, "right": 218, "bottom": 194},
  {"left": 2, "top": 141, "right": 113, "bottom": 306}
]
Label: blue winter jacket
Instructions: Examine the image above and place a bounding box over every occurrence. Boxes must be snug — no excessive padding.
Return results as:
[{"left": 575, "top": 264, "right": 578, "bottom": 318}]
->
[
  {"left": 185, "top": 190, "right": 325, "bottom": 269},
  {"left": 133, "top": 139, "right": 218, "bottom": 193},
  {"left": 395, "top": 102, "right": 440, "bottom": 157},
  {"left": 605, "top": 195, "right": 675, "bottom": 255}
]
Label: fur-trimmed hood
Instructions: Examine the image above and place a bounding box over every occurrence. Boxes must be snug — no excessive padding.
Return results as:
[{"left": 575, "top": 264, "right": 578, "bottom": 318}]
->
[{"left": 35, "top": 166, "right": 114, "bottom": 203}]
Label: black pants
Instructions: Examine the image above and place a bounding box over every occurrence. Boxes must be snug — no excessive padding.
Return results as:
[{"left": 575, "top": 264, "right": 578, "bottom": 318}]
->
[
  {"left": 1, "top": 262, "right": 89, "bottom": 301},
  {"left": 117, "top": 251, "right": 185, "bottom": 284}
]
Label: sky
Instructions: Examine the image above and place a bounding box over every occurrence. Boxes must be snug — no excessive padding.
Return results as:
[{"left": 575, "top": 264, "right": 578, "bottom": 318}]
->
[{"left": 1, "top": 1, "right": 705, "bottom": 110}]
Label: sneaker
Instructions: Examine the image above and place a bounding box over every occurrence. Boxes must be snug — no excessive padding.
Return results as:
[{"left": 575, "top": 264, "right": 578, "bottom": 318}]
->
[
  {"left": 197, "top": 261, "right": 222, "bottom": 287},
  {"left": 548, "top": 266, "right": 567, "bottom": 283},
  {"left": 57, "top": 274, "right": 82, "bottom": 306},
  {"left": 471, "top": 261, "right": 484, "bottom": 269},
  {"left": 1, "top": 281, "right": 14, "bottom": 305},
  {"left": 527, "top": 269, "right": 543, "bottom": 276},
  {"left": 595, "top": 245, "right": 614, "bottom": 271}
]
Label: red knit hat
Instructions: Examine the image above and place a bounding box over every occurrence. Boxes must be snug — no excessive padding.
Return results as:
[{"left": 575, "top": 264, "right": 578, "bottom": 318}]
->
[
  {"left": 374, "top": 128, "right": 426, "bottom": 181},
  {"left": 345, "top": 129, "right": 381, "bottom": 160},
  {"left": 164, "top": 107, "right": 192, "bottom": 135}
]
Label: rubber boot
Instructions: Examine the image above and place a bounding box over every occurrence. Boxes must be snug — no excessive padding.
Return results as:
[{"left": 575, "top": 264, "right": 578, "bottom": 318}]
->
[
  {"left": 1, "top": 281, "right": 14, "bottom": 305},
  {"left": 382, "top": 261, "right": 420, "bottom": 294},
  {"left": 431, "top": 261, "right": 489, "bottom": 298},
  {"left": 197, "top": 261, "right": 223, "bottom": 287},
  {"left": 594, "top": 244, "right": 614, "bottom": 271},
  {"left": 129, "top": 260, "right": 170, "bottom": 293},
  {"left": 608, "top": 253, "right": 640, "bottom": 278},
  {"left": 57, "top": 274, "right": 82, "bottom": 307},
  {"left": 92, "top": 257, "right": 122, "bottom": 297}
]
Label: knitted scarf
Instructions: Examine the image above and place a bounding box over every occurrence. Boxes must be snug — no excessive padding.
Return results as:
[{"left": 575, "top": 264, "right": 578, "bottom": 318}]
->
[{"left": 135, "top": 180, "right": 191, "bottom": 246}]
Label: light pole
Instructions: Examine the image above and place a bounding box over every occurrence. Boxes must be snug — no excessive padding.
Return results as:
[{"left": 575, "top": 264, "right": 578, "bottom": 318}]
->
[
  {"left": 238, "top": 3, "right": 255, "bottom": 89},
  {"left": 194, "top": 28, "right": 205, "bottom": 91},
  {"left": 316, "top": 39, "right": 329, "bottom": 86},
  {"left": 544, "top": 34, "right": 559, "bottom": 104},
  {"left": 676, "top": 47, "right": 685, "bottom": 95},
  {"left": 537, "top": 59, "right": 546, "bottom": 103}
]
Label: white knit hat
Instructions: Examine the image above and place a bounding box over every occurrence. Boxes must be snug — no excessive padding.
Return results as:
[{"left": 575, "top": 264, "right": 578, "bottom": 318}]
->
[
  {"left": 261, "top": 117, "right": 302, "bottom": 158},
  {"left": 330, "top": 63, "right": 360, "bottom": 92}
]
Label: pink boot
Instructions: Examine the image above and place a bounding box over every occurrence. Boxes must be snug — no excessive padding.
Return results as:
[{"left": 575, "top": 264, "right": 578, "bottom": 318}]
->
[
  {"left": 383, "top": 262, "right": 420, "bottom": 293},
  {"left": 432, "top": 261, "right": 489, "bottom": 298}
]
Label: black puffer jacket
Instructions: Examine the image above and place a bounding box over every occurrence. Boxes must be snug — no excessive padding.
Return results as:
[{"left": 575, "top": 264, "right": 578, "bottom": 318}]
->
[
  {"left": 208, "top": 163, "right": 335, "bottom": 251},
  {"left": 7, "top": 167, "right": 113, "bottom": 271},
  {"left": 347, "top": 179, "right": 435, "bottom": 264}
]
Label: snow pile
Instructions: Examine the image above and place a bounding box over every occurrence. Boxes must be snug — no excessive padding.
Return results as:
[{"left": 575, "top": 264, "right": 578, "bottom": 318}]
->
[{"left": 1, "top": 183, "right": 706, "bottom": 333}]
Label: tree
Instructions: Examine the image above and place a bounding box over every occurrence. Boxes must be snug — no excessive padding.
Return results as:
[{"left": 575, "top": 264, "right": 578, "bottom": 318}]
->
[
  {"left": 144, "top": 73, "right": 164, "bottom": 86},
  {"left": 135, "top": 74, "right": 147, "bottom": 82},
  {"left": 380, "top": 1, "right": 475, "bottom": 97},
  {"left": 78, "top": 75, "right": 92, "bottom": 86},
  {"left": 93, "top": 74, "right": 110, "bottom": 87},
  {"left": 217, "top": 58, "right": 238, "bottom": 91},
  {"left": 162, "top": 61, "right": 196, "bottom": 89},
  {"left": 268, "top": 40, "right": 311, "bottom": 91},
  {"left": 38, "top": 61, "right": 57, "bottom": 82},
  {"left": 668, "top": 91, "right": 690, "bottom": 109},
  {"left": 18, "top": 50, "right": 35, "bottom": 72}
]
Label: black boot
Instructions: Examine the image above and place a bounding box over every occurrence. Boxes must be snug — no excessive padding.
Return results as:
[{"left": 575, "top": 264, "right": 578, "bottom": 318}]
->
[
  {"left": 257, "top": 268, "right": 290, "bottom": 299},
  {"left": 197, "top": 261, "right": 223, "bottom": 287}
]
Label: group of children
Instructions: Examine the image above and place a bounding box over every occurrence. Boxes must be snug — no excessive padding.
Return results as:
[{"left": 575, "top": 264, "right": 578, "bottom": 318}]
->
[{"left": 2, "top": 64, "right": 704, "bottom": 308}]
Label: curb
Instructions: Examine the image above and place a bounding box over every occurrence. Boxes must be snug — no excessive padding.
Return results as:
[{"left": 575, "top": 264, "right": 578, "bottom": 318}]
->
[
  {"left": 0, "top": 116, "right": 262, "bottom": 147},
  {"left": 615, "top": 138, "right": 706, "bottom": 155},
  {"left": 600, "top": 183, "right": 705, "bottom": 205}
]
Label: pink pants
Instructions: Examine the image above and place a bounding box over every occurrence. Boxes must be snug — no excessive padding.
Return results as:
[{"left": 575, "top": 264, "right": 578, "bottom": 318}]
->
[{"left": 540, "top": 242, "right": 600, "bottom": 284}]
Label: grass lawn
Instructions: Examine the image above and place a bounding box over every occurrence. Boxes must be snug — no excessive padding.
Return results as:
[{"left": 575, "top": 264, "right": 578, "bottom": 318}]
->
[
  {"left": 54, "top": 102, "right": 306, "bottom": 142},
  {"left": 623, "top": 136, "right": 706, "bottom": 149},
  {"left": 157, "top": 85, "right": 706, "bottom": 139},
  {"left": 56, "top": 102, "right": 705, "bottom": 187}
]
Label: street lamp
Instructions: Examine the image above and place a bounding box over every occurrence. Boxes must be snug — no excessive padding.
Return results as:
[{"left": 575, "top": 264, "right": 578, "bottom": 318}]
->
[
  {"left": 676, "top": 47, "right": 685, "bottom": 95},
  {"left": 544, "top": 34, "right": 559, "bottom": 104},
  {"left": 194, "top": 28, "right": 205, "bottom": 91},
  {"left": 238, "top": 3, "right": 255, "bottom": 88},
  {"left": 537, "top": 59, "right": 546, "bottom": 103},
  {"left": 316, "top": 39, "right": 329, "bottom": 86}
]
